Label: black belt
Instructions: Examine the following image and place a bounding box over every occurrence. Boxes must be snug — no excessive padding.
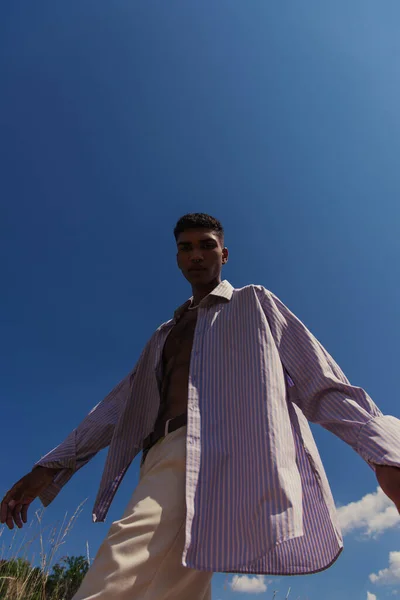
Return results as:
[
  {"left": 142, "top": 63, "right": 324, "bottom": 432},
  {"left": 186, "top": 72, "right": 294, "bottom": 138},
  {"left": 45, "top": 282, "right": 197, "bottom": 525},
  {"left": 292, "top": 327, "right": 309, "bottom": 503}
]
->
[{"left": 143, "top": 413, "right": 187, "bottom": 453}]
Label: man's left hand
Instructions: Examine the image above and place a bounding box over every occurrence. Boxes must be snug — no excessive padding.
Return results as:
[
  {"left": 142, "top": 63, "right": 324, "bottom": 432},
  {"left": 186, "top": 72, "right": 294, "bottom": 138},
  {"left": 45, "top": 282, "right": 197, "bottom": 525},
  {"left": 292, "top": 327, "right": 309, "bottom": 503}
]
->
[{"left": 375, "top": 465, "right": 400, "bottom": 513}]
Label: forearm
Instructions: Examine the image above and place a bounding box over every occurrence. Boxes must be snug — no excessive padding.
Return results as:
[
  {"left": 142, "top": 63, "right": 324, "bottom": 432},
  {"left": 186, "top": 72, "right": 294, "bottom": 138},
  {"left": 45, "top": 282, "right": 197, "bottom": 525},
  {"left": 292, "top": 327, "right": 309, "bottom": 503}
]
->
[
  {"left": 34, "top": 371, "right": 134, "bottom": 507},
  {"left": 32, "top": 465, "right": 60, "bottom": 477},
  {"left": 288, "top": 379, "right": 382, "bottom": 448},
  {"left": 35, "top": 372, "right": 133, "bottom": 469}
]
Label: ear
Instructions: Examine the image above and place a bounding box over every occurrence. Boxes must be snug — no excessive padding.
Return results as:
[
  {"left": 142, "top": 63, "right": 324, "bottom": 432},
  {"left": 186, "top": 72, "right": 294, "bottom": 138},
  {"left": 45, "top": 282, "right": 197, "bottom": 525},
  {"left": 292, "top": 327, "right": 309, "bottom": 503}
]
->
[{"left": 222, "top": 247, "right": 229, "bottom": 264}]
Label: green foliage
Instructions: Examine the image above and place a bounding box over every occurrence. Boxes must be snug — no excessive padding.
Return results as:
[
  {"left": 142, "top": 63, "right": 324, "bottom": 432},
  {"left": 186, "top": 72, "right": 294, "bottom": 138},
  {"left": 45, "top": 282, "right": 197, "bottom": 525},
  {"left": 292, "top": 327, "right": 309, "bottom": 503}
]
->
[
  {"left": 45, "top": 556, "right": 89, "bottom": 600},
  {"left": 0, "top": 555, "right": 88, "bottom": 600}
]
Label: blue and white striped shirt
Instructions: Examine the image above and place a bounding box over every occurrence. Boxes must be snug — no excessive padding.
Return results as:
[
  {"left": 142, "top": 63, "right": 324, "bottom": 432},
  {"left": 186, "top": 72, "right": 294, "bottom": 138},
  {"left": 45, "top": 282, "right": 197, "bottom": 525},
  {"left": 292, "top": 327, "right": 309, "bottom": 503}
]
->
[{"left": 36, "top": 280, "right": 400, "bottom": 575}]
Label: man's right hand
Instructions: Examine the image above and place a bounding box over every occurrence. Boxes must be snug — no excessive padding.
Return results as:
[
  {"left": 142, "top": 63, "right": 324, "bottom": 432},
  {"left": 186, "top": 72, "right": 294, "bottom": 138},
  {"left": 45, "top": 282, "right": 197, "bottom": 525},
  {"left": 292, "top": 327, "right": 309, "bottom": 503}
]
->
[{"left": 1, "top": 467, "right": 58, "bottom": 530}]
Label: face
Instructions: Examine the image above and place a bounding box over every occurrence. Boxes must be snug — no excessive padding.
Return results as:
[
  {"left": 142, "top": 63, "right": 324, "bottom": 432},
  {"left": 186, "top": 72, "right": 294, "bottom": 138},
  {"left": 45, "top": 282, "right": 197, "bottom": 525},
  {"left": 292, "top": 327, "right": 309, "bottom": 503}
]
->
[{"left": 176, "top": 229, "right": 228, "bottom": 285}]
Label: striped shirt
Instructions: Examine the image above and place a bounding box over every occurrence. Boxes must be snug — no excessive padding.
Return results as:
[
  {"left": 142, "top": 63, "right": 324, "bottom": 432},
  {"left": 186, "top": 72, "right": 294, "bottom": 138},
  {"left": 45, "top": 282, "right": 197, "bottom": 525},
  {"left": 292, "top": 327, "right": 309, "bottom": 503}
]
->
[{"left": 36, "top": 280, "right": 400, "bottom": 575}]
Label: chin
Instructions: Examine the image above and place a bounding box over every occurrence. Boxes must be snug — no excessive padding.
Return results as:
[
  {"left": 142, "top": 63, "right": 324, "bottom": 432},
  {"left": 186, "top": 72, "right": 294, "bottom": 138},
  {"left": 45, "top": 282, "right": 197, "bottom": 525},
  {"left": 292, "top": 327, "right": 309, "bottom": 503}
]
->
[{"left": 187, "top": 271, "right": 210, "bottom": 283}]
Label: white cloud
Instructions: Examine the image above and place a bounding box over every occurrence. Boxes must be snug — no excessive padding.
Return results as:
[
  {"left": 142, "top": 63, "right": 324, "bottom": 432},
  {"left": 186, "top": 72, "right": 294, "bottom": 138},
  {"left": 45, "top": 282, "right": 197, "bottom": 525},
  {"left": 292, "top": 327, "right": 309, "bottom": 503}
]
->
[
  {"left": 230, "top": 575, "right": 267, "bottom": 594},
  {"left": 369, "top": 551, "right": 400, "bottom": 586},
  {"left": 367, "top": 592, "right": 377, "bottom": 600},
  {"left": 337, "top": 486, "right": 400, "bottom": 537}
]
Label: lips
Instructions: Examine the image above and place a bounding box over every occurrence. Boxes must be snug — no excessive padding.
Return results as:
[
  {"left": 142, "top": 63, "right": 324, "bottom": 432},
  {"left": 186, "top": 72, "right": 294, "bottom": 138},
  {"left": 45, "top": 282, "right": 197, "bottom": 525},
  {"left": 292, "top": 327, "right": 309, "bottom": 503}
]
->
[{"left": 189, "top": 267, "right": 206, "bottom": 272}]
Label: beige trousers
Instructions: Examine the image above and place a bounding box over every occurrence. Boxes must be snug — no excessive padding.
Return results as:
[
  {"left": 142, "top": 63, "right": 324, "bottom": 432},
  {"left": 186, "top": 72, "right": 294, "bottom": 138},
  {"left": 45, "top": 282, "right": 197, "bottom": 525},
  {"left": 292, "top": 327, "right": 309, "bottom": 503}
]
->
[{"left": 73, "top": 426, "right": 213, "bottom": 600}]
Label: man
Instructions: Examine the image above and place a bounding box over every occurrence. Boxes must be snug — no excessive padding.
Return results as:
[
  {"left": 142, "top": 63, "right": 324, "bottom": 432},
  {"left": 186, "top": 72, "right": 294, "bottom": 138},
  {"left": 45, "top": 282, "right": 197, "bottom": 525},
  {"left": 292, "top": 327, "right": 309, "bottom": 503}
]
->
[{"left": 2, "top": 213, "right": 400, "bottom": 600}]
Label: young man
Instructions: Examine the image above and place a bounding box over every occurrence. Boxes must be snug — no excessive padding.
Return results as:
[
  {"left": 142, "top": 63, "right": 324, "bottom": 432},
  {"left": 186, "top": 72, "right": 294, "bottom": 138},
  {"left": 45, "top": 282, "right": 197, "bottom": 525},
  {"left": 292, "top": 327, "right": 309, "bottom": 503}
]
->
[{"left": 2, "top": 213, "right": 400, "bottom": 600}]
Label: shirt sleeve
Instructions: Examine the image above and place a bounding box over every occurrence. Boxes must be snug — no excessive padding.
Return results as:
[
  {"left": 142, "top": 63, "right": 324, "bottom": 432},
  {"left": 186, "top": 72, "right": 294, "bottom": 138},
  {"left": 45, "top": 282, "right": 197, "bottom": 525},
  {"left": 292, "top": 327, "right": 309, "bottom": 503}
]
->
[
  {"left": 259, "top": 288, "right": 400, "bottom": 470},
  {"left": 35, "top": 370, "right": 135, "bottom": 507}
]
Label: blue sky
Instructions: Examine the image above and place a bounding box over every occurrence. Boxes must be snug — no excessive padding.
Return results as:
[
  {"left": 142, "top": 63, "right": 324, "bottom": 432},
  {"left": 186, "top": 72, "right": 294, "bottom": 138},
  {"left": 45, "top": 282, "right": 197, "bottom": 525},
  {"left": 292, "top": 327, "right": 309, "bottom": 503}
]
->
[{"left": 1, "top": 2, "right": 400, "bottom": 599}]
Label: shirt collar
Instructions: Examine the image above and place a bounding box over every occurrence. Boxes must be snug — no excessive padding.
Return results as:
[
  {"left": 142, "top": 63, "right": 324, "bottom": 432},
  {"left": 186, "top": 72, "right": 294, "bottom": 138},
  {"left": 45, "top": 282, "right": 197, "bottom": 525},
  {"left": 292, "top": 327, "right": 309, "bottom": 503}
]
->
[{"left": 173, "top": 280, "right": 234, "bottom": 321}]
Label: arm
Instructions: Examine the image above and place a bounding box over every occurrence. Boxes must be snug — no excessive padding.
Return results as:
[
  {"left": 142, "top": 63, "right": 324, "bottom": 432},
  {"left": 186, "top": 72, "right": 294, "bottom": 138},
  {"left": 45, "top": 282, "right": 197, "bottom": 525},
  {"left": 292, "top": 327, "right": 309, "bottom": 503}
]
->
[
  {"left": 35, "top": 370, "right": 135, "bottom": 506},
  {"left": 259, "top": 288, "right": 400, "bottom": 471},
  {"left": 1, "top": 369, "right": 134, "bottom": 529}
]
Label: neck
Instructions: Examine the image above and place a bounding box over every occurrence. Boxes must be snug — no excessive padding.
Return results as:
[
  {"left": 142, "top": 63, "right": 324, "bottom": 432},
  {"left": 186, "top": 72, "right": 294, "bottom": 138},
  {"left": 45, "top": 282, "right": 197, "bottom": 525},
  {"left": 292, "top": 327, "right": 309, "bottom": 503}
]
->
[{"left": 191, "top": 276, "right": 221, "bottom": 306}]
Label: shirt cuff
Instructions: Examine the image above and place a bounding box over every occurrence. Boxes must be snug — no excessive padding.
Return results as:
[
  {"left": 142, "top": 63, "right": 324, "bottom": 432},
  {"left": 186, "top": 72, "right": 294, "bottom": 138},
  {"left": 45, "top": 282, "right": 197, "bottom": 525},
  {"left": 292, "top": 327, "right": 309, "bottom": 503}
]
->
[
  {"left": 356, "top": 415, "right": 400, "bottom": 469},
  {"left": 36, "top": 467, "right": 76, "bottom": 507}
]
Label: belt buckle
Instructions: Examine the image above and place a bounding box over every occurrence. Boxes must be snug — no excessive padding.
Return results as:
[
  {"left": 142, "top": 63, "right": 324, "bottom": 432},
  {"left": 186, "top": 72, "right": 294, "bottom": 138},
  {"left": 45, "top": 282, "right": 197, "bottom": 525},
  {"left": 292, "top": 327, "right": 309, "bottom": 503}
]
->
[{"left": 164, "top": 418, "right": 172, "bottom": 437}]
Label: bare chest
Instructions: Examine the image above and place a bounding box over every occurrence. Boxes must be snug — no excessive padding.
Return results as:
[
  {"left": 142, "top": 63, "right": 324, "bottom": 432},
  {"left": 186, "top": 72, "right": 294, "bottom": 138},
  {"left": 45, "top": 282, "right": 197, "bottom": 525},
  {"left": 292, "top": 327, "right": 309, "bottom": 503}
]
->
[{"left": 162, "top": 309, "right": 198, "bottom": 364}]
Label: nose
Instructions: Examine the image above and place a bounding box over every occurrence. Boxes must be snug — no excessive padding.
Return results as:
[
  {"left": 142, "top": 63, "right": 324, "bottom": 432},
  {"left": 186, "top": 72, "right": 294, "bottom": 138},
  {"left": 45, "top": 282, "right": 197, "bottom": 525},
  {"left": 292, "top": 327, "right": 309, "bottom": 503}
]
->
[{"left": 190, "top": 251, "right": 204, "bottom": 262}]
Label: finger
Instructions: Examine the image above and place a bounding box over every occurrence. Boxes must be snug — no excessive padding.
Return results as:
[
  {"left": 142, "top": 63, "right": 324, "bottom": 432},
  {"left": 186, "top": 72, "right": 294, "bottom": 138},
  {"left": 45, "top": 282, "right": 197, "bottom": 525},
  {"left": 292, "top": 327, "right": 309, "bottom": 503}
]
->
[
  {"left": 5, "top": 507, "right": 15, "bottom": 530},
  {"left": 1, "top": 492, "right": 16, "bottom": 523},
  {"left": 21, "top": 504, "right": 29, "bottom": 524},
  {"left": 2, "top": 498, "right": 16, "bottom": 529},
  {"left": 12, "top": 504, "right": 23, "bottom": 529},
  {"left": 1, "top": 499, "right": 9, "bottom": 523}
]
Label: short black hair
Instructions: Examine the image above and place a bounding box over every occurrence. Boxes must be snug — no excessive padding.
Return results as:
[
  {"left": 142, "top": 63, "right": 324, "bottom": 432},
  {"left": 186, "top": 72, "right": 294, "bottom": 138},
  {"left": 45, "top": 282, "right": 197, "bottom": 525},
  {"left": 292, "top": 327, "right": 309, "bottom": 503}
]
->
[{"left": 174, "top": 213, "right": 224, "bottom": 244}]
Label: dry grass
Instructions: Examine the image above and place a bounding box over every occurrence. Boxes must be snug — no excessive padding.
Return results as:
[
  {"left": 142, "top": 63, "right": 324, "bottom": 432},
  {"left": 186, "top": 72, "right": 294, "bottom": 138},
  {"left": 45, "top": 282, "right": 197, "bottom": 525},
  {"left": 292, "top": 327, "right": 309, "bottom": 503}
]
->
[{"left": 0, "top": 501, "right": 87, "bottom": 600}]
